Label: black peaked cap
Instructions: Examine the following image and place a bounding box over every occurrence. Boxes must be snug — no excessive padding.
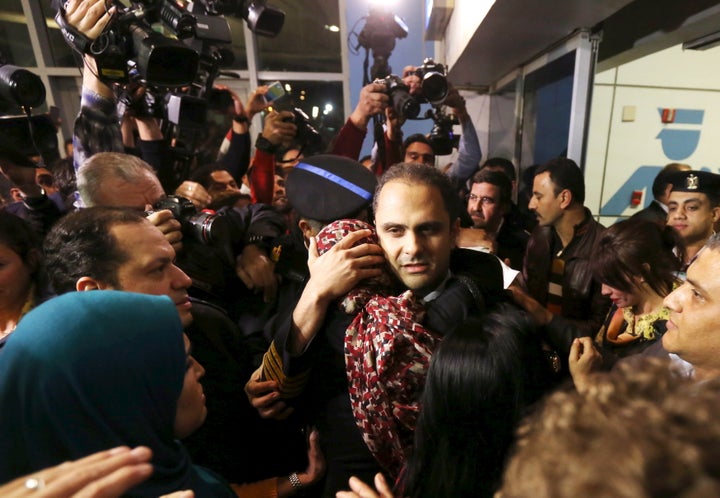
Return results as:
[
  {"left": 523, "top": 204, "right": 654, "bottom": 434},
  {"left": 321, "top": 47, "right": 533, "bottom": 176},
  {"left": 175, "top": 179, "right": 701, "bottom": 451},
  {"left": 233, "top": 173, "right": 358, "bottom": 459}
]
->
[{"left": 286, "top": 154, "right": 377, "bottom": 223}]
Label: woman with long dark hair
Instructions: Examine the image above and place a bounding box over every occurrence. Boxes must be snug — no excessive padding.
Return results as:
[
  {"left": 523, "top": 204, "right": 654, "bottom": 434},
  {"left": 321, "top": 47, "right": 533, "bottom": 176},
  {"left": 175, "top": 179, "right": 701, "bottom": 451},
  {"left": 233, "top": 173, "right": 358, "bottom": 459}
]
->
[
  {"left": 591, "top": 218, "right": 681, "bottom": 364},
  {"left": 0, "top": 212, "right": 48, "bottom": 348},
  {"left": 398, "top": 307, "right": 552, "bottom": 498}
]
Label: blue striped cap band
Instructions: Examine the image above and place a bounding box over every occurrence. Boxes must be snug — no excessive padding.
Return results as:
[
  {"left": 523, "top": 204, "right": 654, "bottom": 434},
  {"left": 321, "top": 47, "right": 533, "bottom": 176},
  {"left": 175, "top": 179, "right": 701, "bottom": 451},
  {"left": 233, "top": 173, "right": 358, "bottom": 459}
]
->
[{"left": 295, "top": 162, "right": 373, "bottom": 200}]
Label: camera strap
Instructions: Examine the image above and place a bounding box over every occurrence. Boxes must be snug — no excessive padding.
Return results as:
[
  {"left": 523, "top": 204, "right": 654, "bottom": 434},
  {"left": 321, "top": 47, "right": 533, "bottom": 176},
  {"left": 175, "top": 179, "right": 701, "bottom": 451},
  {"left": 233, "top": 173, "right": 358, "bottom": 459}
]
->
[{"left": 55, "top": 9, "right": 93, "bottom": 54}]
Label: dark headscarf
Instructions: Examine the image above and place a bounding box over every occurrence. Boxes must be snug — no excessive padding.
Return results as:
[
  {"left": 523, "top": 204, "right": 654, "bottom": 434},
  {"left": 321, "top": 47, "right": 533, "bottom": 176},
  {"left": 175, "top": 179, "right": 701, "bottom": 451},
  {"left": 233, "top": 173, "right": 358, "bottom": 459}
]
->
[{"left": 0, "top": 291, "right": 234, "bottom": 497}]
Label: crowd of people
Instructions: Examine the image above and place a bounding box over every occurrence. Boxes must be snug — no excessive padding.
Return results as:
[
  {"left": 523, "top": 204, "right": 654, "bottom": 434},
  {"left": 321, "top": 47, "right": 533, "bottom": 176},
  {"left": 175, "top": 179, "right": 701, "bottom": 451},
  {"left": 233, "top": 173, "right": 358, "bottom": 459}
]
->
[{"left": 3, "top": 0, "right": 720, "bottom": 497}]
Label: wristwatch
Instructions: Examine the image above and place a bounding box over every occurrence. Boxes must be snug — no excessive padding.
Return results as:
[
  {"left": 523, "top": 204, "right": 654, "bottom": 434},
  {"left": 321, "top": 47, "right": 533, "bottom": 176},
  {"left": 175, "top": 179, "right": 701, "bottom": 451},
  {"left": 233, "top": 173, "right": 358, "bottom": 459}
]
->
[
  {"left": 255, "top": 133, "right": 279, "bottom": 153},
  {"left": 288, "top": 472, "right": 302, "bottom": 489}
]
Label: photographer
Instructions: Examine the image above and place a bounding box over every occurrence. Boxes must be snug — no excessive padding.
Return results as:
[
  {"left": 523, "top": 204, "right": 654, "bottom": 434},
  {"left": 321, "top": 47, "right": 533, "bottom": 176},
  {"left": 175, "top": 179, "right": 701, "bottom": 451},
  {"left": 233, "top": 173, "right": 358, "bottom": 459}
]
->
[
  {"left": 330, "top": 82, "right": 403, "bottom": 175},
  {"left": 215, "top": 84, "right": 271, "bottom": 188},
  {"left": 401, "top": 65, "right": 483, "bottom": 187},
  {"left": 331, "top": 63, "right": 482, "bottom": 180},
  {"left": 65, "top": 0, "right": 177, "bottom": 196},
  {"left": 61, "top": 0, "right": 287, "bottom": 309},
  {"left": 250, "top": 109, "right": 297, "bottom": 204},
  {"left": 0, "top": 151, "right": 65, "bottom": 237}
]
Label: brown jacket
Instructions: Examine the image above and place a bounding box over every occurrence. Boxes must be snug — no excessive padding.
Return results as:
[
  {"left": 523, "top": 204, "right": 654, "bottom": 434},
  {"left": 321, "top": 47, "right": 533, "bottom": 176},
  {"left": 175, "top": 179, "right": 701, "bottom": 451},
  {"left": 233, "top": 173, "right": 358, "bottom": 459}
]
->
[{"left": 523, "top": 209, "right": 611, "bottom": 355}]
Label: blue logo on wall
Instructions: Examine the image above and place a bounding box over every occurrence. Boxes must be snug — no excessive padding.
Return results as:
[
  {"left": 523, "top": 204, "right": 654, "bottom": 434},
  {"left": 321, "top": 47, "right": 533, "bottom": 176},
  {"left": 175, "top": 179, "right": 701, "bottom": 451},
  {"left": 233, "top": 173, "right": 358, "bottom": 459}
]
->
[
  {"left": 656, "top": 108, "right": 704, "bottom": 160},
  {"left": 601, "top": 108, "right": 705, "bottom": 216}
]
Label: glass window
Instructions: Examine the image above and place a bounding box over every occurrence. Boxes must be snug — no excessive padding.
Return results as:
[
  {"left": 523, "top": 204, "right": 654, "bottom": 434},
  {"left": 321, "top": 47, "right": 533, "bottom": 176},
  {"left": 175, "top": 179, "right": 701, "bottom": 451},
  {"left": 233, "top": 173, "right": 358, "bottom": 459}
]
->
[
  {"left": 224, "top": 16, "right": 248, "bottom": 71},
  {"left": 49, "top": 76, "right": 82, "bottom": 139},
  {"left": 256, "top": 0, "right": 341, "bottom": 72},
  {"left": 488, "top": 77, "right": 518, "bottom": 161},
  {"left": 39, "top": 0, "right": 77, "bottom": 67},
  {"left": 520, "top": 51, "right": 575, "bottom": 167},
  {"left": 0, "top": 0, "right": 36, "bottom": 66}
]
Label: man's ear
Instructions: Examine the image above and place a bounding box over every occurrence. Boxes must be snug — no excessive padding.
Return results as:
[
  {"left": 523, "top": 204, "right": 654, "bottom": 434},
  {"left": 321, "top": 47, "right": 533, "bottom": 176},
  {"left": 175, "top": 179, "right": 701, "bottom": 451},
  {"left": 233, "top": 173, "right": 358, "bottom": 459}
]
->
[
  {"left": 298, "top": 218, "right": 319, "bottom": 243},
  {"left": 559, "top": 189, "right": 572, "bottom": 209},
  {"left": 75, "top": 277, "right": 111, "bottom": 292},
  {"left": 712, "top": 206, "right": 720, "bottom": 224}
]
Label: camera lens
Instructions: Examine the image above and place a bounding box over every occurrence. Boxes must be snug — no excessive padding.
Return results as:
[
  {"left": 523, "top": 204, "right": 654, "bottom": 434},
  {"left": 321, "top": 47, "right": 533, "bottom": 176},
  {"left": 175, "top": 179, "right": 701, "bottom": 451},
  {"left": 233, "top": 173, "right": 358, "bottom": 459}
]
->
[
  {"left": 391, "top": 88, "right": 419, "bottom": 120},
  {"left": 421, "top": 72, "right": 448, "bottom": 105},
  {"left": 186, "top": 211, "right": 231, "bottom": 244},
  {"left": 0, "top": 65, "right": 46, "bottom": 110}
]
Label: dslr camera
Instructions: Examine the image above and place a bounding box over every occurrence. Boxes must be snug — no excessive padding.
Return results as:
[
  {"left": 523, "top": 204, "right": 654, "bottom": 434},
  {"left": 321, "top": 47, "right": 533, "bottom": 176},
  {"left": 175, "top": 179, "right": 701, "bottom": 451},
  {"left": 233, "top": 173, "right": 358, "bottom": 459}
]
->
[
  {"left": 373, "top": 58, "right": 450, "bottom": 121},
  {"left": 411, "top": 58, "right": 449, "bottom": 105},
  {"left": 152, "top": 195, "right": 231, "bottom": 245},
  {"left": 374, "top": 74, "right": 419, "bottom": 120},
  {"left": 151, "top": 195, "right": 239, "bottom": 304},
  {"left": 427, "top": 107, "right": 459, "bottom": 156},
  {"left": 281, "top": 107, "right": 323, "bottom": 150}
]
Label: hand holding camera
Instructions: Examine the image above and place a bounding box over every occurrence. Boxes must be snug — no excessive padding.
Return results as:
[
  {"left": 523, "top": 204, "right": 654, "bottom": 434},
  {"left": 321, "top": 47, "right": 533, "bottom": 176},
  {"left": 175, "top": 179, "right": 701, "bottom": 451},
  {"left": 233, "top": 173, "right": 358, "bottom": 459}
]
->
[
  {"left": 349, "top": 82, "right": 389, "bottom": 129},
  {"left": 262, "top": 110, "right": 297, "bottom": 147},
  {"left": 61, "top": 0, "right": 116, "bottom": 43},
  {"left": 146, "top": 208, "right": 183, "bottom": 254},
  {"left": 372, "top": 58, "right": 450, "bottom": 122}
]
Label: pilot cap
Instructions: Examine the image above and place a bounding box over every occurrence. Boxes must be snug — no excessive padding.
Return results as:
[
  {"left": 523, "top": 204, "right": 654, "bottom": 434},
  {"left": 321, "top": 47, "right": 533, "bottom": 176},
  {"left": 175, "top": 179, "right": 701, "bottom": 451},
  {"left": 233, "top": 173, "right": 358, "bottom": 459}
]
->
[{"left": 286, "top": 154, "right": 377, "bottom": 223}]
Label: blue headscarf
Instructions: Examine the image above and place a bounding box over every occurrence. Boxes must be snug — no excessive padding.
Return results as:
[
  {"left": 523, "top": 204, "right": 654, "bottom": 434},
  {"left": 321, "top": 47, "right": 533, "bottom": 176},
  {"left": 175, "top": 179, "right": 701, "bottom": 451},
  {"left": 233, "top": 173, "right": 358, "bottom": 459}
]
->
[{"left": 0, "top": 291, "right": 234, "bottom": 497}]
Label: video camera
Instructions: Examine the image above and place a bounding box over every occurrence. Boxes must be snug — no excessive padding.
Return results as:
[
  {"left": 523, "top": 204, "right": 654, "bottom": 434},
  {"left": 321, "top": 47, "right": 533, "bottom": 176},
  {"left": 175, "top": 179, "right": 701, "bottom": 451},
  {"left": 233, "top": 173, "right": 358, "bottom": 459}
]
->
[
  {"left": 55, "top": 0, "right": 201, "bottom": 88},
  {"left": 214, "top": 0, "right": 285, "bottom": 37},
  {"left": 356, "top": 5, "right": 408, "bottom": 81}
]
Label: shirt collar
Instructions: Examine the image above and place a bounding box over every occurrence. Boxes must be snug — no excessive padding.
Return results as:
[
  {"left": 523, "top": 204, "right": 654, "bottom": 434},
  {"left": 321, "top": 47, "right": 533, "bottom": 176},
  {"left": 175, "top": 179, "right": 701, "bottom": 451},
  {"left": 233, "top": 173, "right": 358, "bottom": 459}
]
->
[{"left": 422, "top": 271, "right": 453, "bottom": 303}]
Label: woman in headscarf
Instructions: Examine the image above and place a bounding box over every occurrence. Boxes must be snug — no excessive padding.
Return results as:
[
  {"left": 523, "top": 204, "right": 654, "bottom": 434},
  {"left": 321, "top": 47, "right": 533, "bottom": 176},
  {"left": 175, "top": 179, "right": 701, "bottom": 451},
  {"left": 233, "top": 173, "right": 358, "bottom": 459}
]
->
[{"left": 0, "top": 290, "right": 233, "bottom": 497}]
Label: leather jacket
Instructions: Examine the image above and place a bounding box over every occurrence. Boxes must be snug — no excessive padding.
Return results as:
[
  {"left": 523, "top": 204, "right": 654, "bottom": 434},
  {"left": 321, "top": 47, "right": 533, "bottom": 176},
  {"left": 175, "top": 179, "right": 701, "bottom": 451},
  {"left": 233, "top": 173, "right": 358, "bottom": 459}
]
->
[{"left": 523, "top": 209, "right": 611, "bottom": 355}]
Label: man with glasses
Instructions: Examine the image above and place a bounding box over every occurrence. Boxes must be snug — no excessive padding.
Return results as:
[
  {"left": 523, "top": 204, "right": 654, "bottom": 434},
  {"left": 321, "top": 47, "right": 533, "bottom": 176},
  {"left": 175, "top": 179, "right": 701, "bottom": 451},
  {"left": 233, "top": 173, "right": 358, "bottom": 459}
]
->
[{"left": 466, "top": 169, "right": 529, "bottom": 269}]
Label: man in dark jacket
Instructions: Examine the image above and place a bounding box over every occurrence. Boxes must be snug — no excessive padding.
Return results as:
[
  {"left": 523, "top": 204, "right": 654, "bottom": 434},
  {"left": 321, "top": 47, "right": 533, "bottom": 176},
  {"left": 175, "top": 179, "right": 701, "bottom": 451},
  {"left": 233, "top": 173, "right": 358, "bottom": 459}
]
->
[
  {"left": 630, "top": 162, "right": 690, "bottom": 225},
  {"left": 510, "top": 158, "right": 610, "bottom": 359}
]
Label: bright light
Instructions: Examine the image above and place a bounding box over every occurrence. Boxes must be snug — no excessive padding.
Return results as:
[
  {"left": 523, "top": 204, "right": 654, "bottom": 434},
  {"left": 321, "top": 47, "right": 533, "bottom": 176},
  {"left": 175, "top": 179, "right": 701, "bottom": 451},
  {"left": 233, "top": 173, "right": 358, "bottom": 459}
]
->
[
  {"left": 324, "top": 24, "right": 340, "bottom": 32},
  {"left": 311, "top": 106, "right": 319, "bottom": 118},
  {"left": 284, "top": 83, "right": 292, "bottom": 92},
  {"left": 369, "top": 0, "right": 395, "bottom": 7},
  {"left": 324, "top": 103, "right": 333, "bottom": 113},
  {"left": 299, "top": 95, "right": 305, "bottom": 101}
]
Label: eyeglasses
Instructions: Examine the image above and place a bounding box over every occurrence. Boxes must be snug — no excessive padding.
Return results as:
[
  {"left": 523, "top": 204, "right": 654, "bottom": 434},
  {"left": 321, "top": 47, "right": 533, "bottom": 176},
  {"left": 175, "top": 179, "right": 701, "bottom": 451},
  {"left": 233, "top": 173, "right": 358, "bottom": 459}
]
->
[{"left": 465, "top": 194, "right": 497, "bottom": 206}]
